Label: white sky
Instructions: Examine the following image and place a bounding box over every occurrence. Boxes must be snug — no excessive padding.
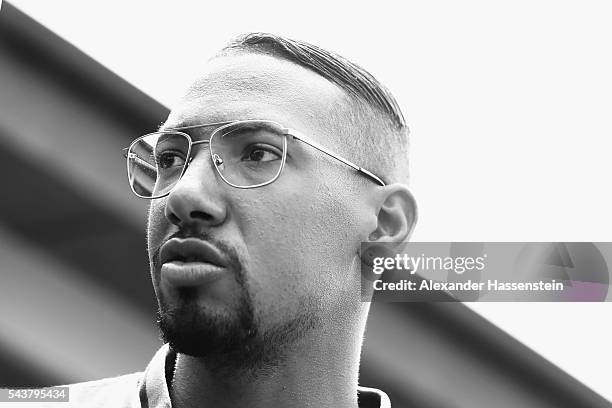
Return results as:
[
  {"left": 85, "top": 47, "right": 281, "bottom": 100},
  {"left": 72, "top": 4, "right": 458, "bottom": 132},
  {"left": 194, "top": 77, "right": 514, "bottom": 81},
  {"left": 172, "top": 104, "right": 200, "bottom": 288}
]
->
[{"left": 7, "top": 0, "right": 612, "bottom": 401}]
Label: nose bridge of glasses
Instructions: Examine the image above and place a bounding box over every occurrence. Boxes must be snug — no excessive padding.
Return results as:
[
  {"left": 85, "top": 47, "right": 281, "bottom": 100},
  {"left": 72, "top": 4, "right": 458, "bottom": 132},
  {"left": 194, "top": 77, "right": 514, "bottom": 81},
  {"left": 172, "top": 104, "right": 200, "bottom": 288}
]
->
[
  {"left": 185, "top": 139, "right": 210, "bottom": 165},
  {"left": 191, "top": 140, "right": 211, "bottom": 147},
  {"left": 172, "top": 151, "right": 222, "bottom": 199},
  {"left": 181, "top": 140, "right": 211, "bottom": 174}
]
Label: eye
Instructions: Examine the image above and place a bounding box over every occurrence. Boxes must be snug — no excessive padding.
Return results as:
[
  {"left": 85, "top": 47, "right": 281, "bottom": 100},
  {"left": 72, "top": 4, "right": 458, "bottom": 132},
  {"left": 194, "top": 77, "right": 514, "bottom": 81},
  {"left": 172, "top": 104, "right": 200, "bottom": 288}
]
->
[
  {"left": 156, "top": 151, "right": 186, "bottom": 169},
  {"left": 242, "top": 145, "right": 281, "bottom": 162}
]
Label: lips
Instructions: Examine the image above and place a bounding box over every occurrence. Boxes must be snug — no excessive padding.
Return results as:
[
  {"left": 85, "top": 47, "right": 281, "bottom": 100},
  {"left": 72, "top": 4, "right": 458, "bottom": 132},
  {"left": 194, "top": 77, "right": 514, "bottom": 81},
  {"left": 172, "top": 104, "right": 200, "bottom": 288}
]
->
[
  {"left": 160, "top": 238, "right": 228, "bottom": 268},
  {"left": 159, "top": 238, "right": 230, "bottom": 288}
]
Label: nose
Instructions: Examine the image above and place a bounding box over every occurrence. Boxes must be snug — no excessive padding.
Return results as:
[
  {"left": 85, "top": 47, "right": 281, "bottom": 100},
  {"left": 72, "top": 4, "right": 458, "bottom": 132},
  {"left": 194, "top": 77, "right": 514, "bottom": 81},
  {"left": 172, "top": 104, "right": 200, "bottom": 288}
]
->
[{"left": 164, "top": 151, "right": 227, "bottom": 228}]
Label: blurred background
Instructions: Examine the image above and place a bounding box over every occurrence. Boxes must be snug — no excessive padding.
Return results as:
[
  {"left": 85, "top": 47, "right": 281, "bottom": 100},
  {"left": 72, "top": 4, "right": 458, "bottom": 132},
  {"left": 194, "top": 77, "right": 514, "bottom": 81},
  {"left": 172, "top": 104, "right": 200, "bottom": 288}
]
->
[{"left": 1, "top": 1, "right": 611, "bottom": 407}]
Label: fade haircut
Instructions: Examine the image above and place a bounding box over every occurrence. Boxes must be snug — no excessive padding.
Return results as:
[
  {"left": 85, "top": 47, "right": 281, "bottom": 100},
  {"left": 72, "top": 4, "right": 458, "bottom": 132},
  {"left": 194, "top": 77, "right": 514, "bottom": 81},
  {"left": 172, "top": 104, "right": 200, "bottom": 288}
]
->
[{"left": 219, "top": 32, "right": 410, "bottom": 185}]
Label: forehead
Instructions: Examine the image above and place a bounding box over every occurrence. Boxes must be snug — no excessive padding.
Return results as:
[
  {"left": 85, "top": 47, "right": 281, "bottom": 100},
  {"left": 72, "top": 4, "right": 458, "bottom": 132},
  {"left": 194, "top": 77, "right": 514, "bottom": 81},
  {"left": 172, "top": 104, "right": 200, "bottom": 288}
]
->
[{"left": 164, "top": 53, "right": 349, "bottom": 138}]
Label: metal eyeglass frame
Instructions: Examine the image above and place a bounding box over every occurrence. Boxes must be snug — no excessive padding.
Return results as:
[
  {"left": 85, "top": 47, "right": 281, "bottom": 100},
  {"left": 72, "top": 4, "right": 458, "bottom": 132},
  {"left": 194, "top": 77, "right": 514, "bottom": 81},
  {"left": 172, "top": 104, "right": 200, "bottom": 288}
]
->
[{"left": 126, "top": 119, "right": 386, "bottom": 199}]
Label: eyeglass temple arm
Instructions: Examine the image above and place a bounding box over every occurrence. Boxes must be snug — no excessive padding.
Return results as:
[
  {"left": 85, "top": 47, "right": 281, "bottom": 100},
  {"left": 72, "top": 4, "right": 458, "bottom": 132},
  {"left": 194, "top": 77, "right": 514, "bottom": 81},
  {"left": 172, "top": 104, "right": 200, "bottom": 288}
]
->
[
  {"left": 286, "top": 129, "right": 386, "bottom": 186},
  {"left": 123, "top": 148, "right": 158, "bottom": 172}
]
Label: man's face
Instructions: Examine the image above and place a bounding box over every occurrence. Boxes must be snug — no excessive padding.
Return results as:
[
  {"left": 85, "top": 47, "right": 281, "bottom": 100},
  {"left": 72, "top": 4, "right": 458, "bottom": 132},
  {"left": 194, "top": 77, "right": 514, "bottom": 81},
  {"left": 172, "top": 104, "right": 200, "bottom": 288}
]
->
[{"left": 147, "top": 52, "right": 374, "bottom": 368}]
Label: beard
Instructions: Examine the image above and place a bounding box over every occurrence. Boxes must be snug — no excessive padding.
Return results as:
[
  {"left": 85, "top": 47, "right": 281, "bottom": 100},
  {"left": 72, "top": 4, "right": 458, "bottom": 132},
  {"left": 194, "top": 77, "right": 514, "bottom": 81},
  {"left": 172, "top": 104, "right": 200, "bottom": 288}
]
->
[
  {"left": 157, "top": 287, "right": 321, "bottom": 377},
  {"left": 153, "top": 234, "right": 321, "bottom": 376},
  {"left": 157, "top": 285, "right": 261, "bottom": 373}
]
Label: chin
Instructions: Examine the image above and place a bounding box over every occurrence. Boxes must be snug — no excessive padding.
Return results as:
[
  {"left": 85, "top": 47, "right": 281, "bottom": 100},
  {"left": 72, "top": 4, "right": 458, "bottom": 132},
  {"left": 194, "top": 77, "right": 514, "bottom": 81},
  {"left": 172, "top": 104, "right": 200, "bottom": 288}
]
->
[{"left": 157, "top": 286, "right": 257, "bottom": 356}]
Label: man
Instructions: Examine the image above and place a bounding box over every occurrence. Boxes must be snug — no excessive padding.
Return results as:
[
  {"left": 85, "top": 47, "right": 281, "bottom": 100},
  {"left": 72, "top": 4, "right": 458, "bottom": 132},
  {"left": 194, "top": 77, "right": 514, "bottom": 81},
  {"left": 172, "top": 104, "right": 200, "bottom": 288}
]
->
[{"left": 70, "top": 32, "right": 417, "bottom": 408}]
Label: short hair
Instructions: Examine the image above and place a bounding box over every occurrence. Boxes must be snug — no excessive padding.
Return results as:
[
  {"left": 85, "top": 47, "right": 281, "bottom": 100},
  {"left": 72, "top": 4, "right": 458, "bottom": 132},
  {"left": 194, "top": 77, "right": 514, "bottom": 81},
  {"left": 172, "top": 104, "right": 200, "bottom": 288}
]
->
[{"left": 220, "top": 33, "right": 410, "bottom": 185}]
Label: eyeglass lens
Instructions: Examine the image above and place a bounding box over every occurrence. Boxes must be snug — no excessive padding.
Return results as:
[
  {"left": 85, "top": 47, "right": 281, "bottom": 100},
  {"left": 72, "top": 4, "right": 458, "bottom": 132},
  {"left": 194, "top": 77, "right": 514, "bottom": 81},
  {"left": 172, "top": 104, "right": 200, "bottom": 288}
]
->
[{"left": 127, "top": 120, "right": 287, "bottom": 198}]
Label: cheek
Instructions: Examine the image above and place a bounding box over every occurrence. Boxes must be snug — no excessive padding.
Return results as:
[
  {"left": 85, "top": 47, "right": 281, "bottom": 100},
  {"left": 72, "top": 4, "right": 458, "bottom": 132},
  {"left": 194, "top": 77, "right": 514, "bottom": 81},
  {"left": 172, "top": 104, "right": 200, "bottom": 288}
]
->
[
  {"left": 146, "top": 201, "right": 167, "bottom": 255},
  {"left": 146, "top": 201, "right": 168, "bottom": 292},
  {"left": 235, "top": 181, "right": 363, "bottom": 315}
]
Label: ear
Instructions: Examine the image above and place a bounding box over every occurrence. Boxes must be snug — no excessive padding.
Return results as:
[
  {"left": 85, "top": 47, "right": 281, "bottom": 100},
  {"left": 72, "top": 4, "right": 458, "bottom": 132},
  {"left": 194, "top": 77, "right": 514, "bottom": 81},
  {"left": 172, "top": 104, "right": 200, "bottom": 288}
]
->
[{"left": 362, "top": 184, "right": 418, "bottom": 262}]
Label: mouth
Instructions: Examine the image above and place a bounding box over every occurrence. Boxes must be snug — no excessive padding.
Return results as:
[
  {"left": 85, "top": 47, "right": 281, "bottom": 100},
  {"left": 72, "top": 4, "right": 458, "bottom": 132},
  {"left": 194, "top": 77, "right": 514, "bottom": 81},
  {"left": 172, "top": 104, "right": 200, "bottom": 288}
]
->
[
  {"left": 160, "top": 238, "right": 228, "bottom": 266},
  {"left": 159, "top": 238, "right": 229, "bottom": 287}
]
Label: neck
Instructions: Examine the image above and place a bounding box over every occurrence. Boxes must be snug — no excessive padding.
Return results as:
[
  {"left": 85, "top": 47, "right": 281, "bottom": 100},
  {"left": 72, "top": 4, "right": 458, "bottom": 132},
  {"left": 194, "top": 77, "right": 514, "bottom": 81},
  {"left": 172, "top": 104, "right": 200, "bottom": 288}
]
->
[{"left": 169, "top": 320, "right": 363, "bottom": 408}]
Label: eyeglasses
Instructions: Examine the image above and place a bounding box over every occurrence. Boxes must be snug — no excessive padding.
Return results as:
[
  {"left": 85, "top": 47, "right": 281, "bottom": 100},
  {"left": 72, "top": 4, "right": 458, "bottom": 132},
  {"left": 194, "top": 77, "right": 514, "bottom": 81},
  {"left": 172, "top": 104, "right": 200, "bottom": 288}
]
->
[{"left": 125, "top": 119, "right": 385, "bottom": 199}]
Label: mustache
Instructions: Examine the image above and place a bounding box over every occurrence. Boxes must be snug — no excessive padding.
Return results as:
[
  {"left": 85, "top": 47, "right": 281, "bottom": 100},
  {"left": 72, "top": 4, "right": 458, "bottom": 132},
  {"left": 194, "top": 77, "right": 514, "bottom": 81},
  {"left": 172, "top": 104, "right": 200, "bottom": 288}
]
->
[{"left": 151, "top": 228, "right": 244, "bottom": 277}]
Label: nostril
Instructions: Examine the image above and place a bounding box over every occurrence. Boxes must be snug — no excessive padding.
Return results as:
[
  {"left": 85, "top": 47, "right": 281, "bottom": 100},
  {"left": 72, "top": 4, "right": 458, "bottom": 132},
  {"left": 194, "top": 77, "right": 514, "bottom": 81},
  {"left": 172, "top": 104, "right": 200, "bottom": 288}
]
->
[
  {"left": 166, "top": 210, "right": 215, "bottom": 226},
  {"left": 190, "top": 210, "right": 215, "bottom": 222}
]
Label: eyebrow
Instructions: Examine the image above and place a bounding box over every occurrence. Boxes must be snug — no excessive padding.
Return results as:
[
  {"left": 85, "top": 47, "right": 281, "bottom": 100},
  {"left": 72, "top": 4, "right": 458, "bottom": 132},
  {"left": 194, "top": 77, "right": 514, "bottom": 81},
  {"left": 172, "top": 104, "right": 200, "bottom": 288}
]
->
[{"left": 158, "top": 120, "right": 238, "bottom": 132}]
